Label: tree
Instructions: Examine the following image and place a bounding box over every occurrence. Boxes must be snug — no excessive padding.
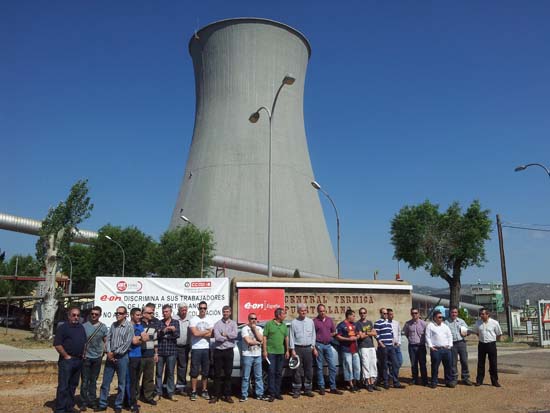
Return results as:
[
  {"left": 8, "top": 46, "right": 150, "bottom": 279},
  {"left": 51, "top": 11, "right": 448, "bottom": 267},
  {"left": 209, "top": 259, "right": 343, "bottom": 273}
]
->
[
  {"left": 390, "top": 200, "right": 492, "bottom": 309},
  {"left": 66, "top": 244, "right": 93, "bottom": 293},
  {"left": 0, "top": 255, "right": 41, "bottom": 297},
  {"left": 151, "top": 226, "right": 215, "bottom": 278},
  {"left": 91, "top": 224, "right": 156, "bottom": 278},
  {"left": 34, "top": 179, "right": 94, "bottom": 340}
]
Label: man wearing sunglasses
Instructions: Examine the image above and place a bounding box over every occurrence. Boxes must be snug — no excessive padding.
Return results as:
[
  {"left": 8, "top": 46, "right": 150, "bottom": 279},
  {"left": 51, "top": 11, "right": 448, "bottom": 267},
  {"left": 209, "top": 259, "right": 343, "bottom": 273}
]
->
[
  {"left": 425, "top": 310, "right": 453, "bottom": 389},
  {"left": 139, "top": 303, "right": 158, "bottom": 406},
  {"left": 80, "top": 306, "right": 108, "bottom": 411},
  {"left": 240, "top": 312, "right": 265, "bottom": 402},
  {"left": 403, "top": 307, "right": 428, "bottom": 386},
  {"left": 96, "top": 306, "right": 134, "bottom": 413},
  {"left": 189, "top": 301, "right": 213, "bottom": 401},
  {"left": 53, "top": 306, "right": 87, "bottom": 413}
]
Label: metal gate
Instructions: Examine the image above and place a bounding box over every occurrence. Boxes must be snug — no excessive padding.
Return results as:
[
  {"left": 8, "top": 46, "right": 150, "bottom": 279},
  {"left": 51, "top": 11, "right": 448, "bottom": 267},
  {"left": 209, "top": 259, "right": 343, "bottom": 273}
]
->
[{"left": 538, "top": 300, "right": 550, "bottom": 347}]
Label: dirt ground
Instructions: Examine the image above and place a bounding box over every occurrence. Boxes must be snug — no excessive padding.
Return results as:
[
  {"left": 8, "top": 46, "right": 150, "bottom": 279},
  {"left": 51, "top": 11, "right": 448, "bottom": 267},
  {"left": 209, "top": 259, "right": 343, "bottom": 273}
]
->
[{"left": 1, "top": 350, "right": 549, "bottom": 413}]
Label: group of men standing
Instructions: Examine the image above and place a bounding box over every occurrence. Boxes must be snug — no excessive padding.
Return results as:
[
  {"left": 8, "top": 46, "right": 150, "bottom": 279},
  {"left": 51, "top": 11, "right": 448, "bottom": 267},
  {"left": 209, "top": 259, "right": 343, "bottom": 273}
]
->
[{"left": 53, "top": 300, "right": 503, "bottom": 412}]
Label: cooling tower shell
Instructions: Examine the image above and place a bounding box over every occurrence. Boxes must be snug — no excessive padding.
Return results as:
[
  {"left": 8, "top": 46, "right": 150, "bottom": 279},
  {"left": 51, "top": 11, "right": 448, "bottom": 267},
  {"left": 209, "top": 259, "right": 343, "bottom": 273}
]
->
[{"left": 170, "top": 18, "right": 337, "bottom": 277}]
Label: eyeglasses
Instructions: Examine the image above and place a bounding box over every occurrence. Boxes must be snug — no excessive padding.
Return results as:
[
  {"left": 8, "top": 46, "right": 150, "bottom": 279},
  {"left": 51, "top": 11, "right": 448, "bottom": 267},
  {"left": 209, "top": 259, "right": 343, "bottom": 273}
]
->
[
  {"left": 359, "top": 312, "right": 366, "bottom": 315},
  {"left": 143, "top": 311, "right": 154, "bottom": 314},
  {"left": 199, "top": 307, "right": 207, "bottom": 310},
  {"left": 436, "top": 316, "right": 443, "bottom": 319},
  {"left": 116, "top": 312, "right": 127, "bottom": 316},
  {"left": 90, "top": 312, "right": 100, "bottom": 316},
  {"left": 411, "top": 312, "right": 419, "bottom": 315},
  {"left": 381, "top": 312, "right": 387, "bottom": 315},
  {"left": 70, "top": 313, "right": 80, "bottom": 318},
  {"left": 249, "top": 318, "right": 257, "bottom": 321}
]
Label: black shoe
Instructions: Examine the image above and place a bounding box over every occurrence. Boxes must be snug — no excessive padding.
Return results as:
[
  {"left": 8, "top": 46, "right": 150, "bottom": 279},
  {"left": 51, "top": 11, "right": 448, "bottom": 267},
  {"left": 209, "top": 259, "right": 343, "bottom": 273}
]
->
[
  {"left": 475, "top": 382, "right": 483, "bottom": 387},
  {"left": 144, "top": 399, "right": 157, "bottom": 406},
  {"left": 275, "top": 395, "right": 283, "bottom": 400},
  {"left": 373, "top": 385, "right": 382, "bottom": 391},
  {"left": 304, "top": 391, "right": 315, "bottom": 397},
  {"left": 367, "top": 385, "right": 374, "bottom": 392},
  {"left": 114, "top": 409, "right": 122, "bottom": 413},
  {"left": 463, "top": 379, "right": 473, "bottom": 386},
  {"left": 383, "top": 384, "right": 390, "bottom": 390},
  {"left": 410, "top": 379, "right": 418, "bottom": 385},
  {"left": 209, "top": 397, "right": 218, "bottom": 404},
  {"left": 292, "top": 392, "right": 300, "bottom": 399},
  {"left": 492, "top": 382, "right": 501, "bottom": 388},
  {"left": 267, "top": 396, "right": 275, "bottom": 402},
  {"left": 329, "top": 388, "right": 343, "bottom": 395},
  {"left": 446, "top": 383, "right": 456, "bottom": 388},
  {"left": 318, "top": 388, "right": 325, "bottom": 395},
  {"left": 393, "top": 383, "right": 406, "bottom": 389},
  {"left": 93, "top": 408, "right": 107, "bottom": 412},
  {"left": 429, "top": 383, "right": 437, "bottom": 389},
  {"left": 223, "top": 396, "right": 234, "bottom": 403}
]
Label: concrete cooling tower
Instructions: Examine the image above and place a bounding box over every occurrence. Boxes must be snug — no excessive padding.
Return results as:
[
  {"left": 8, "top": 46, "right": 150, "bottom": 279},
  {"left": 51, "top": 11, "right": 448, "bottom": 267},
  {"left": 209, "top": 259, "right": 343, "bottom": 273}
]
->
[{"left": 170, "top": 18, "right": 338, "bottom": 278}]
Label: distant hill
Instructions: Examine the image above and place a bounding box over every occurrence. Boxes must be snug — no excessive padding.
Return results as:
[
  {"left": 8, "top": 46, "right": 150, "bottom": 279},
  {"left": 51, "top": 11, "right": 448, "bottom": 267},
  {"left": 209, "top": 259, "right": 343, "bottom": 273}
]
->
[{"left": 413, "top": 282, "right": 550, "bottom": 307}]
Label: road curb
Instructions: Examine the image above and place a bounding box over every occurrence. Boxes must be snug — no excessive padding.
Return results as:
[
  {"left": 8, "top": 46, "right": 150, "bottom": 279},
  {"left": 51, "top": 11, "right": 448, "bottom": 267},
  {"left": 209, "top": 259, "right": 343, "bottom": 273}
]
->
[{"left": 0, "top": 361, "right": 57, "bottom": 376}]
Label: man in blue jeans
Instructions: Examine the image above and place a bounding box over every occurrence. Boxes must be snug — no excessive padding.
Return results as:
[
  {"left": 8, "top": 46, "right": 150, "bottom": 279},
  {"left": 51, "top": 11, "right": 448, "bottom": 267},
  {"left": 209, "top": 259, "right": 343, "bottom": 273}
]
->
[
  {"left": 313, "top": 304, "right": 343, "bottom": 395},
  {"left": 425, "top": 310, "right": 454, "bottom": 388},
  {"left": 96, "top": 306, "right": 134, "bottom": 413},
  {"left": 53, "top": 306, "right": 87, "bottom": 413},
  {"left": 240, "top": 312, "right": 265, "bottom": 401},
  {"left": 80, "top": 306, "right": 108, "bottom": 411},
  {"left": 262, "top": 308, "right": 289, "bottom": 402},
  {"left": 155, "top": 304, "right": 180, "bottom": 401}
]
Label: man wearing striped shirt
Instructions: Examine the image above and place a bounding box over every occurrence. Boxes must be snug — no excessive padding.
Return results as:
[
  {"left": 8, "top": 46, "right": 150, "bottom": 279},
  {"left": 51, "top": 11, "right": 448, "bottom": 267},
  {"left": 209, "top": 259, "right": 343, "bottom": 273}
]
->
[
  {"left": 96, "top": 306, "right": 134, "bottom": 413},
  {"left": 374, "top": 307, "right": 404, "bottom": 389}
]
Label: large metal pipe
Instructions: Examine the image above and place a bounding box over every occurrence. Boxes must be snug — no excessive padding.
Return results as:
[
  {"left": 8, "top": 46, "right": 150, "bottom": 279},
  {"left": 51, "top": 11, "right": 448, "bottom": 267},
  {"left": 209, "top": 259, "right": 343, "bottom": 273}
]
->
[
  {"left": 412, "top": 292, "right": 483, "bottom": 313},
  {"left": 0, "top": 212, "right": 98, "bottom": 245}
]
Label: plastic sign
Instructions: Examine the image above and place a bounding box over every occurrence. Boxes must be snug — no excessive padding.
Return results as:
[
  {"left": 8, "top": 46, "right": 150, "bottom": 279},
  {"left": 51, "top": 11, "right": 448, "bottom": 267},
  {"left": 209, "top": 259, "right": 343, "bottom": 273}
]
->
[{"left": 238, "top": 288, "right": 285, "bottom": 323}]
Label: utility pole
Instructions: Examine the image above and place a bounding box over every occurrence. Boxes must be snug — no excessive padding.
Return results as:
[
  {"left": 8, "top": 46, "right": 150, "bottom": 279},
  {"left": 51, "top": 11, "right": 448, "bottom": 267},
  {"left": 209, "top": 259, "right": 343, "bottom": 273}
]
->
[{"left": 496, "top": 214, "right": 513, "bottom": 340}]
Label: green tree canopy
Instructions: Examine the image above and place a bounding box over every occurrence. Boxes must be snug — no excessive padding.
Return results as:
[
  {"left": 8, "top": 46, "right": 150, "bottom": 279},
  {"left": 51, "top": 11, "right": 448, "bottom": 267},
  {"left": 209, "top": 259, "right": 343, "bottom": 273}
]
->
[
  {"left": 91, "top": 224, "right": 156, "bottom": 278},
  {"left": 0, "top": 255, "right": 41, "bottom": 296},
  {"left": 35, "top": 179, "right": 94, "bottom": 265},
  {"left": 151, "top": 225, "right": 215, "bottom": 278},
  {"left": 390, "top": 200, "right": 492, "bottom": 309}
]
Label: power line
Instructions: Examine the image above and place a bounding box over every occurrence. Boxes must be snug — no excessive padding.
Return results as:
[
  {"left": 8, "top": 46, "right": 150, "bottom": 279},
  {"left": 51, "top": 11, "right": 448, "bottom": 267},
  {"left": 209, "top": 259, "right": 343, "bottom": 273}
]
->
[{"left": 501, "top": 224, "right": 550, "bottom": 233}]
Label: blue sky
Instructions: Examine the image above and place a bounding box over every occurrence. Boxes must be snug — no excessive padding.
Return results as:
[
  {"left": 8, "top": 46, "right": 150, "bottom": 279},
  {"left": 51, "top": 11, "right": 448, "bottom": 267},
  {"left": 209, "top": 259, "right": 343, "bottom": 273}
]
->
[{"left": 2, "top": 1, "right": 549, "bottom": 288}]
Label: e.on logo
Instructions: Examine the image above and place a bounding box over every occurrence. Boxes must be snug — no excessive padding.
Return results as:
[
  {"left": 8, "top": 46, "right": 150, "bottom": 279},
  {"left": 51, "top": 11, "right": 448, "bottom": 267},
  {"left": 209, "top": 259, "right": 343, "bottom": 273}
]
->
[
  {"left": 100, "top": 295, "right": 122, "bottom": 302},
  {"left": 117, "top": 281, "right": 128, "bottom": 292},
  {"left": 244, "top": 301, "right": 264, "bottom": 310}
]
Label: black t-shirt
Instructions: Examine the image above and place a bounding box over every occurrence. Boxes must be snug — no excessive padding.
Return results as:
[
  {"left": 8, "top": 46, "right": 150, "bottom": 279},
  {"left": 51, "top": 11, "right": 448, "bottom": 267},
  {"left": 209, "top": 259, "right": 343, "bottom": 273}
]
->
[
  {"left": 355, "top": 320, "right": 375, "bottom": 349},
  {"left": 53, "top": 322, "right": 86, "bottom": 359}
]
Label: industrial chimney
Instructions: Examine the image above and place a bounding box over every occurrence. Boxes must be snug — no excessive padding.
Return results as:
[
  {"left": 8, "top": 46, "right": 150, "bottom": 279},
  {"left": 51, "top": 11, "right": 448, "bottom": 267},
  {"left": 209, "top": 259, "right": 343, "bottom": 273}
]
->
[{"left": 170, "top": 18, "right": 338, "bottom": 278}]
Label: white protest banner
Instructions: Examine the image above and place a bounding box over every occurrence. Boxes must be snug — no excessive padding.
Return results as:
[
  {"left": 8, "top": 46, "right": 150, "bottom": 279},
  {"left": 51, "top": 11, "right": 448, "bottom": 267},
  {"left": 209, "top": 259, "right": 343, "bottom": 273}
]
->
[{"left": 94, "top": 277, "right": 229, "bottom": 325}]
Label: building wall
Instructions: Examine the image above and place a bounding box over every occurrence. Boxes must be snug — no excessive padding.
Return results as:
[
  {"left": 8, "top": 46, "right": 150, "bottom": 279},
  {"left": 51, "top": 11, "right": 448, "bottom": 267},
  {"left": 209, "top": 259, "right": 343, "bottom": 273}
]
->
[{"left": 170, "top": 18, "right": 338, "bottom": 277}]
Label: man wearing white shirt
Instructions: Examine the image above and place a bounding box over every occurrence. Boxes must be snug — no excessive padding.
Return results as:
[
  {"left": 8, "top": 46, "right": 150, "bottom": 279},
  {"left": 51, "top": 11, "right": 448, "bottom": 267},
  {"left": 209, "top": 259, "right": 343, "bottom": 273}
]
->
[
  {"left": 240, "top": 312, "right": 265, "bottom": 402},
  {"left": 425, "top": 310, "right": 453, "bottom": 389},
  {"left": 471, "top": 308, "right": 502, "bottom": 387}
]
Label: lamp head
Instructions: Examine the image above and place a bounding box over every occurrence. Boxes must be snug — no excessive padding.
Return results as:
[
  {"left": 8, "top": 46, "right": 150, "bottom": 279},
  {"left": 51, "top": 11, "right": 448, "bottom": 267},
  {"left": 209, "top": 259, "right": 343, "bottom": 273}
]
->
[
  {"left": 180, "top": 215, "right": 191, "bottom": 223},
  {"left": 514, "top": 165, "right": 526, "bottom": 172},
  {"left": 249, "top": 112, "right": 260, "bottom": 123},
  {"left": 105, "top": 235, "right": 112, "bottom": 240},
  {"left": 311, "top": 181, "right": 322, "bottom": 190},
  {"left": 283, "top": 74, "right": 295, "bottom": 85}
]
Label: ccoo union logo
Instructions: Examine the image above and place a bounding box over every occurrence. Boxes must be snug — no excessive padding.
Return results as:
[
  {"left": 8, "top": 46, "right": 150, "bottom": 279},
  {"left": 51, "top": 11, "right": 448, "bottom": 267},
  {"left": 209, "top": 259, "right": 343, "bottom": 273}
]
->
[
  {"left": 116, "top": 280, "right": 143, "bottom": 294},
  {"left": 191, "top": 281, "right": 211, "bottom": 288}
]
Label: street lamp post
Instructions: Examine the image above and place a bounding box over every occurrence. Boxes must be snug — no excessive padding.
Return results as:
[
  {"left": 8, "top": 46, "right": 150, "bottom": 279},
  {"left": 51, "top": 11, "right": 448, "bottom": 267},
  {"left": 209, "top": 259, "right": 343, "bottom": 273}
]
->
[
  {"left": 249, "top": 74, "right": 295, "bottom": 278},
  {"left": 514, "top": 163, "right": 550, "bottom": 179},
  {"left": 105, "top": 235, "right": 125, "bottom": 277},
  {"left": 180, "top": 215, "right": 205, "bottom": 278},
  {"left": 311, "top": 180, "right": 341, "bottom": 279}
]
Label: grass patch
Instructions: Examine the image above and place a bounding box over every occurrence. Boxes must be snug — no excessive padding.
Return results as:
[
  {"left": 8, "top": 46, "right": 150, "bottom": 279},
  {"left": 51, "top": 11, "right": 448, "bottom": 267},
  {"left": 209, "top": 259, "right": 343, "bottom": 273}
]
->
[{"left": 0, "top": 328, "right": 52, "bottom": 349}]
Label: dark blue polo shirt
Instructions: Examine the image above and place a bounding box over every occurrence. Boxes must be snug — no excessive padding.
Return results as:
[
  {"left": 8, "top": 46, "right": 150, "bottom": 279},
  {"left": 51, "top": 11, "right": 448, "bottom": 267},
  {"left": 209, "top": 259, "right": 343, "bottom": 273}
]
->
[{"left": 53, "top": 321, "right": 86, "bottom": 360}]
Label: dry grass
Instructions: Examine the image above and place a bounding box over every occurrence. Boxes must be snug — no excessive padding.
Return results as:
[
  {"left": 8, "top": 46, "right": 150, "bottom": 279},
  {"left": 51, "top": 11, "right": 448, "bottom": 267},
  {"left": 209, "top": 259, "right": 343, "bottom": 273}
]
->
[{"left": 0, "top": 328, "right": 51, "bottom": 349}]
